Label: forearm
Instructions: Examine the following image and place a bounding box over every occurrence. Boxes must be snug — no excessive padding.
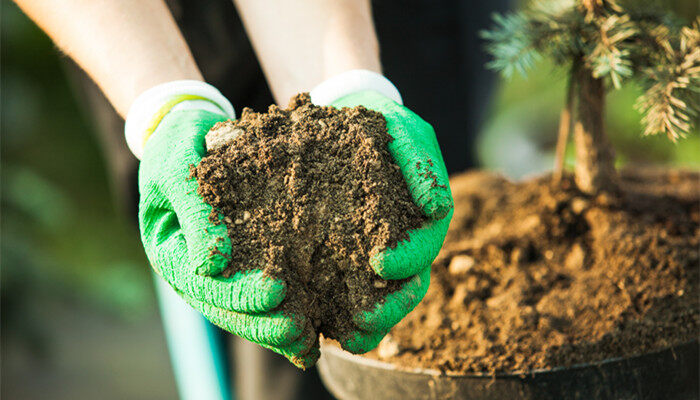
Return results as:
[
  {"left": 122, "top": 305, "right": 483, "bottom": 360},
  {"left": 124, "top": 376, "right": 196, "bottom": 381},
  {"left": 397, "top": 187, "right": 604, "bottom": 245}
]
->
[
  {"left": 14, "top": 0, "right": 201, "bottom": 117},
  {"left": 233, "top": 0, "right": 382, "bottom": 104}
]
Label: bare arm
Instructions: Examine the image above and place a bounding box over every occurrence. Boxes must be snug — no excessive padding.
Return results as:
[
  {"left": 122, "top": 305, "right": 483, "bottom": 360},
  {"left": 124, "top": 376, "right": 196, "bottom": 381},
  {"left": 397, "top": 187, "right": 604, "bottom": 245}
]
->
[
  {"left": 15, "top": 0, "right": 383, "bottom": 113},
  {"left": 233, "top": 0, "right": 382, "bottom": 104},
  {"left": 14, "top": 0, "right": 201, "bottom": 117}
]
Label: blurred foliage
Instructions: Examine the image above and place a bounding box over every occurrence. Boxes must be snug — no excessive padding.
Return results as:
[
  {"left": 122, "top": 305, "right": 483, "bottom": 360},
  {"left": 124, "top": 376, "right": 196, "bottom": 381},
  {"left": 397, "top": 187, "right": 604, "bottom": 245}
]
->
[{"left": 1, "top": 0, "right": 151, "bottom": 334}]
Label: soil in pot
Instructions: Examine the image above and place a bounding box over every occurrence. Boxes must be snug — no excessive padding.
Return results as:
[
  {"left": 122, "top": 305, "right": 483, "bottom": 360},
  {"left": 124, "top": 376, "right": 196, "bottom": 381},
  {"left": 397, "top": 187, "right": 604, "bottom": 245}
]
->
[
  {"left": 191, "top": 94, "right": 425, "bottom": 352},
  {"left": 367, "top": 169, "right": 699, "bottom": 374}
]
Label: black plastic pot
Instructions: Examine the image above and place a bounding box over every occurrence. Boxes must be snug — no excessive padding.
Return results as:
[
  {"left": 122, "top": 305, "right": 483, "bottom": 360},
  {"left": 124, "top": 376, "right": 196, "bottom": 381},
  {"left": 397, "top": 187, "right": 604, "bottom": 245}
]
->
[{"left": 317, "top": 340, "right": 698, "bottom": 400}]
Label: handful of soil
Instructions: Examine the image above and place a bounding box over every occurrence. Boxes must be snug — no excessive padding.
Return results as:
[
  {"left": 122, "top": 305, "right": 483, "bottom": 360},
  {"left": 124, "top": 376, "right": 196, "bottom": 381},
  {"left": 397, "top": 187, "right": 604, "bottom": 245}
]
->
[
  {"left": 367, "top": 169, "right": 699, "bottom": 374},
  {"left": 191, "top": 94, "right": 425, "bottom": 348}
]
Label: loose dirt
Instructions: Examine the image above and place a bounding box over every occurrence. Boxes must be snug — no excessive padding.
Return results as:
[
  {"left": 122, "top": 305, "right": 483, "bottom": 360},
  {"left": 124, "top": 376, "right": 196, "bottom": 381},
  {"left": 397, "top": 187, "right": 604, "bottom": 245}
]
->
[
  {"left": 367, "top": 169, "right": 699, "bottom": 373},
  {"left": 192, "top": 94, "right": 425, "bottom": 347}
]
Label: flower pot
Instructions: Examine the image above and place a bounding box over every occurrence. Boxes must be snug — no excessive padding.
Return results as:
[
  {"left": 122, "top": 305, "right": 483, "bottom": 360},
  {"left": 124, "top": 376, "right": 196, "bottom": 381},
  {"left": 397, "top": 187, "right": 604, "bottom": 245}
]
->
[{"left": 317, "top": 339, "right": 698, "bottom": 400}]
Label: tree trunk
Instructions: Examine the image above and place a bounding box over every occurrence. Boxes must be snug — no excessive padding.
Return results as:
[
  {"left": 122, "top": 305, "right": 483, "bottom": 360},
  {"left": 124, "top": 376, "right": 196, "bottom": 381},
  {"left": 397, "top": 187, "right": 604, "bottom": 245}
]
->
[
  {"left": 573, "top": 66, "right": 617, "bottom": 194},
  {"left": 553, "top": 75, "right": 574, "bottom": 185}
]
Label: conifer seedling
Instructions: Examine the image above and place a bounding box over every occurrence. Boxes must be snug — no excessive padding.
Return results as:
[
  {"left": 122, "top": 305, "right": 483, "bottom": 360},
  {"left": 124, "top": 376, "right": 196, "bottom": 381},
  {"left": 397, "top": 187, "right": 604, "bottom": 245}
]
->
[{"left": 483, "top": 0, "right": 699, "bottom": 193}]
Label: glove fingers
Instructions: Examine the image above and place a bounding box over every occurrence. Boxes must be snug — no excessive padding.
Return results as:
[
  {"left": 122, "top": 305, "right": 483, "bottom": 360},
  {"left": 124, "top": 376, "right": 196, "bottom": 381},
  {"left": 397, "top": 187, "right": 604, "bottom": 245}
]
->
[
  {"left": 353, "top": 267, "right": 431, "bottom": 332},
  {"left": 144, "top": 214, "right": 287, "bottom": 313},
  {"left": 258, "top": 321, "right": 321, "bottom": 369},
  {"left": 261, "top": 341, "right": 321, "bottom": 370},
  {"left": 146, "top": 109, "right": 232, "bottom": 277},
  {"left": 138, "top": 194, "right": 188, "bottom": 279},
  {"left": 332, "top": 91, "right": 453, "bottom": 220},
  {"left": 275, "top": 319, "right": 318, "bottom": 356},
  {"left": 182, "top": 287, "right": 321, "bottom": 369},
  {"left": 182, "top": 269, "right": 287, "bottom": 313},
  {"left": 338, "top": 330, "right": 387, "bottom": 354},
  {"left": 384, "top": 115, "right": 452, "bottom": 220},
  {"left": 291, "top": 345, "right": 321, "bottom": 370},
  {"left": 370, "top": 210, "right": 453, "bottom": 280},
  {"left": 178, "top": 289, "right": 306, "bottom": 347}
]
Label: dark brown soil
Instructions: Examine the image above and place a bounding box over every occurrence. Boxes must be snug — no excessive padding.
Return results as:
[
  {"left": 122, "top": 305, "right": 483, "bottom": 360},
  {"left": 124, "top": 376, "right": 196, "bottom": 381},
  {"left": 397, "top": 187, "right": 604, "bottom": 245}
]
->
[
  {"left": 366, "top": 168, "right": 699, "bottom": 374},
  {"left": 192, "top": 94, "right": 425, "bottom": 347}
]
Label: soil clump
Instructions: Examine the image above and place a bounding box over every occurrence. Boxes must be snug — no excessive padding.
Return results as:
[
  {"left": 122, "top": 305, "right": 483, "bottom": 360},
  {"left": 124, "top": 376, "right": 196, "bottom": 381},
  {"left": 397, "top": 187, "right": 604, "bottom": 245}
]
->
[
  {"left": 192, "top": 94, "right": 425, "bottom": 345},
  {"left": 367, "top": 168, "right": 699, "bottom": 373}
]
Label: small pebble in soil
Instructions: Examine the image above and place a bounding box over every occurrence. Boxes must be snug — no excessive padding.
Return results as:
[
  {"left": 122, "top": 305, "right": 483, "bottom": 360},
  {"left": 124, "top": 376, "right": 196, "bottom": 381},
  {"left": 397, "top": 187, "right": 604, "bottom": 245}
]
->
[
  {"left": 565, "top": 243, "right": 586, "bottom": 270},
  {"left": 448, "top": 255, "right": 475, "bottom": 275},
  {"left": 510, "top": 248, "right": 525, "bottom": 265},
  {"left": 205, "top": 124, "right": 243, "bottom": 151},
  {"left": 373, "top": 280, "right": 388, "bottom": 289},
  {"left": 377, "top": 335, "right": 401, "bottom": 359},
  {"left": 570, "top": 197, "right": 589, "bottom": 214},
  {"left": 518, "top": 214, "right": 541, "bottom": 234}
]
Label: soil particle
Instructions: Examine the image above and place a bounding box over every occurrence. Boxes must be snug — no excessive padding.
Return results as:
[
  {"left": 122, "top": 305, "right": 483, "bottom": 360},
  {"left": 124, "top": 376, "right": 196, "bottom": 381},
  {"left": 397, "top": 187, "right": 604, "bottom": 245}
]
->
[
  {"left": 192, "top": 93, "right": 425, "bottom": 343},
  {"left": 365, "top": 168, "right": 699, "bottom": 373},
  {"left": 448, "top": 255, "right": 475, "bottom": 275}
]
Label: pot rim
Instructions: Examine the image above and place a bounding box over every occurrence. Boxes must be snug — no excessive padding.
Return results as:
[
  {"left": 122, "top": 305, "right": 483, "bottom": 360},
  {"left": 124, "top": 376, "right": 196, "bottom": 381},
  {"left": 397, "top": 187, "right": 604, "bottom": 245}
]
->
[{"left": 320, "top": 338, "right": 699, "bottom": 379}]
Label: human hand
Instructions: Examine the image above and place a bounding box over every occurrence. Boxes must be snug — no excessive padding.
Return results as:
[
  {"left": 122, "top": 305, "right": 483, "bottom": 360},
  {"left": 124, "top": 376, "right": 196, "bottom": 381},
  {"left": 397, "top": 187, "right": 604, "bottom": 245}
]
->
[
  {"left": 130, "top": 82, "right": 319, "bottom": 368},
  {"left": 324, "top": 86, "right": 453, "bottom": 353}
]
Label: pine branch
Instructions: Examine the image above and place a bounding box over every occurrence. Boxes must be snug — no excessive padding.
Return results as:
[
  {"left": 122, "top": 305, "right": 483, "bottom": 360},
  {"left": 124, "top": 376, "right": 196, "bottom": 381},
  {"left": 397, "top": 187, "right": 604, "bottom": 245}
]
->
[
  {"left": 635, "top": 19, "right": 700, "bottom": 141},
  {"left": 579, "top": 0, "right": 622, "bottom": 21},
  {"left": 530, "top": 3, "right": 583, "bottom": 64},
  {"left": 481, "top": 13, "right": 542, "bottom": 78},
  {"left": 481, "top": 0, "right": 581, "bottom": 77},
  {"left": 586, "top": 14, "right": 636, "bottom": 88}
]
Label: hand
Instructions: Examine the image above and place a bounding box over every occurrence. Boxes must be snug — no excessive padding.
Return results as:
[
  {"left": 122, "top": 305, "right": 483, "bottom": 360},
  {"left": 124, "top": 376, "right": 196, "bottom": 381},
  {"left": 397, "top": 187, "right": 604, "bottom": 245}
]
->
[
  {"left": 138, "top": 107, "right": 318, "bottom": 368},
  {"left": 330, "top": 90, "right": 454, "bottom": 353}
]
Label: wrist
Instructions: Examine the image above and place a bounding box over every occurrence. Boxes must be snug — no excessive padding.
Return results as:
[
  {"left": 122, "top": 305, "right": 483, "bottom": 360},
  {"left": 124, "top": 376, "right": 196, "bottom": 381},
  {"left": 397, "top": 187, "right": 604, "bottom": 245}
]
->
[
  {"left": 121, "top": 69, "right": 203, "bottom": 116},
  {"left": 309, "top": 70, "right": 402, "bottom": 106},
  {"left": 124, "top": 80, "right": 235, "bottom": 159}
]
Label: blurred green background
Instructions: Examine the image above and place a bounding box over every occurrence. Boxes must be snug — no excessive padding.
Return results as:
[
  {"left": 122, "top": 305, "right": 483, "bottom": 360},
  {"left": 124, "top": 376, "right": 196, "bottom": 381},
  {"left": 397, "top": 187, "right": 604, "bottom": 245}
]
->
[
  {"left": 1, "top": 0, "right": 698, "bottom": 399},
  {"left": 1, "top": 0, "right": 176, "bottom": 398}
]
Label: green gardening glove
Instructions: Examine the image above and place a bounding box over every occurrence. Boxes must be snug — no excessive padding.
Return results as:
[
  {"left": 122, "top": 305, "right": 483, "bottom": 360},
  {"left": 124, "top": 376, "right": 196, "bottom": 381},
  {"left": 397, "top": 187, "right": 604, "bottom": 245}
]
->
[
  {"left": 330, "top": 90, "right": 454, "bottom": 353},
  {"left": 132, "top": 82, "right": 318, "bottom": 368}
]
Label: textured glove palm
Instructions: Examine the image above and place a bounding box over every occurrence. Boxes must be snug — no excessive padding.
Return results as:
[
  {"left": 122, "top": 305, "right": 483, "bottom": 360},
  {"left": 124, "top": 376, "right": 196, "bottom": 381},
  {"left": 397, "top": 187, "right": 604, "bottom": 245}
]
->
[
  {"left": 138, "top": 109, "right": 318, "bottom": 368},
  {"left": 330, "top": 91, "right": 454, "bottom": 353}
]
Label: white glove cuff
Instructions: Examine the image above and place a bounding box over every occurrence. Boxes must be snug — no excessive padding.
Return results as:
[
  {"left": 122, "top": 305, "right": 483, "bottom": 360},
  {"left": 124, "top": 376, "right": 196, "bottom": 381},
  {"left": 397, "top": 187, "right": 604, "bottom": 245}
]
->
[
  {"left": 309, "top": 70, "right": 403, "bottom": 106},
  {"left": 124, "top": 80, "right": 235, "bottom": 159}
]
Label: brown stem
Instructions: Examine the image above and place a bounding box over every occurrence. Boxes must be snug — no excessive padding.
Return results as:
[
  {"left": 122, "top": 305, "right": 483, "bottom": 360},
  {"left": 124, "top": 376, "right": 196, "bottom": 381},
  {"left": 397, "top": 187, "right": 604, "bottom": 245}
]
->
[
  {"left": 553, "top": 74, "right": 574, "bottom": 185},
  {"left": 572, "top": 65, "right": 617, "bottom": 194}
]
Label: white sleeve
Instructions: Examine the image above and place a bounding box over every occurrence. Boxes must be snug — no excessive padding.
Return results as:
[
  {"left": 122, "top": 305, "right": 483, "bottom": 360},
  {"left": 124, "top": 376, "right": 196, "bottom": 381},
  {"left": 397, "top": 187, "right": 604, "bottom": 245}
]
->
[
  {"left": 309, "top": 70, "right": 403, "bottom": 106},
  {"left": 124, "top": 80, "right": 235, "bottom": 159}
]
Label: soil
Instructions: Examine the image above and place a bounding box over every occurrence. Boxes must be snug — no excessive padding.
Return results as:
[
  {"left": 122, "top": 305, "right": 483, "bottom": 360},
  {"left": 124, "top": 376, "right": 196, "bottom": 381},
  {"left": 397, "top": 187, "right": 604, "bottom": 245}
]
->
[
  {"left": 366, "top": 168, "right": 699, "bottom": 374},
  {"left": 191, "top": 94, "right": 425, "bottom": 349}
]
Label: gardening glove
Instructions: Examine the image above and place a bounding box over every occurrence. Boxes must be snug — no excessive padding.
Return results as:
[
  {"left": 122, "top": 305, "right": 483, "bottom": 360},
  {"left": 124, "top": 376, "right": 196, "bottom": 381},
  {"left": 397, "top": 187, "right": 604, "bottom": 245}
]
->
[
  {"left": 311, "top": 70, "right": 454, "bottom": 353},
  {"left": 125, "top": 80, "right": 318, "bottom": 368}
]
